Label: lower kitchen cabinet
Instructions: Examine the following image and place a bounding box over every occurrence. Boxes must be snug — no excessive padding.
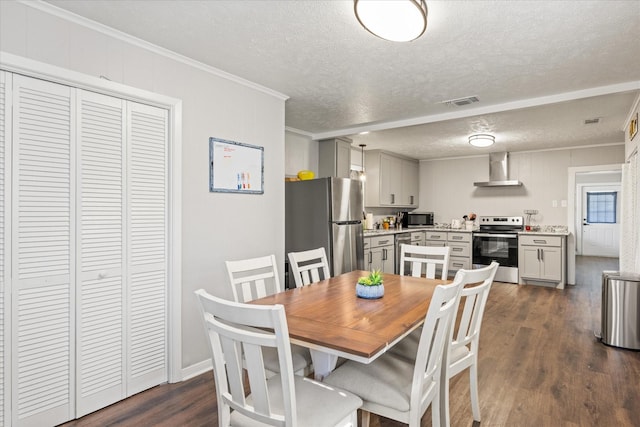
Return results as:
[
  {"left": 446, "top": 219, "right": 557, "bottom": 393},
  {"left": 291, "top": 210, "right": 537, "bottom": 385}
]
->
[
  {"left": 447, "top": 232, "right": 472, "bottom": 273},
  {"left": 423, "top": 231, "right": 472, "bottom": 277},
  {"left": 364, "top": 235, "right": 395, "bottom": 273},
  {"left": 518, "top": 234, "right": 566, "bottom": 288},
  {"left": 410, "top": 231, "right": 424, "bottom": 246}
]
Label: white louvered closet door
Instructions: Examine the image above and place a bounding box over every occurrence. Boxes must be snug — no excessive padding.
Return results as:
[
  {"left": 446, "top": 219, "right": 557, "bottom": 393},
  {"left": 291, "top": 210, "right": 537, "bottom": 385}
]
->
[
  {"left": 11, "top": 74, "right": 75, "bottom": 427},
  {"left": 126, "top": 102, "right": 168, "bottom": 394},
  {"left": 75, "top": 90, "right": 126, "bottom": 417},
  {"left": 0, "top": 70, "right": 9, "bottom": 427}
]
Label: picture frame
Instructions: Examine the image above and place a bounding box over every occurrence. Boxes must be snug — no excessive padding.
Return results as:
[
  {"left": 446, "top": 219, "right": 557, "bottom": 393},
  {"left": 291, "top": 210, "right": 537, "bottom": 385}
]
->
[
  {"left": 209, "top": 137, "right": 264, "bottom": 194},
  {"left": 630, "top": 112, "right": 638, "bottom": 141}
]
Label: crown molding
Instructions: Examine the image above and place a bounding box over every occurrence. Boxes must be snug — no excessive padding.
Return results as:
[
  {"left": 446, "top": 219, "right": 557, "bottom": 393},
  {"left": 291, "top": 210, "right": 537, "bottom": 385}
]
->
[{"left": 20, "top": 0, "right": 289, "bottom": 101}]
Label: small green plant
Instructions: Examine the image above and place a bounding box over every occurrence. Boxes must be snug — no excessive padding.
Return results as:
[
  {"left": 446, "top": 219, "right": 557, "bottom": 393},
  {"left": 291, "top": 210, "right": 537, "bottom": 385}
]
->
[{"left": 357, "top": 269, "right": 383, "bottom": 286}]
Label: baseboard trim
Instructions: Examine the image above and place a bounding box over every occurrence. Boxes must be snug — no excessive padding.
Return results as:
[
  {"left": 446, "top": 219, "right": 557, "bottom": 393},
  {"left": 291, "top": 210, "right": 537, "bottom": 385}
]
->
[{"left": 180, "top": 359, "right": 212, "bottom": 382}]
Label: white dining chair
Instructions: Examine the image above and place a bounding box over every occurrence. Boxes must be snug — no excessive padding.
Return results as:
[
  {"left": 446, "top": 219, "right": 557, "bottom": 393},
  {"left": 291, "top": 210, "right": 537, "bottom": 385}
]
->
[
  {"left": 288, "top": 247, "right": 331, "bottom": 287},
  {"left": 389, "top": 262, "right": 499, "bottom": 426},
  {"left": 323, "top": 278, "right": 464, "bottom": 427},
  {"left": 194, "top": 289, "right": 362, "bottom": 427},
  {"left": 225, "top": 254, "right": 312, "bottom": 376},
  {"left": 399, "top": 243, "right": 450, "bottom": 280},
  {"left": 442, "top": 261, "right": 498, "bottom": 425}
]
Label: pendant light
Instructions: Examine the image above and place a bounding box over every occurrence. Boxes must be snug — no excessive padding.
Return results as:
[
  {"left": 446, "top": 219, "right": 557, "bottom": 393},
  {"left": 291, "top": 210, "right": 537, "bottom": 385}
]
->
[
  {"left": 354, "top": 0, "right": 428, "bottom": 42},
  {"left": 358, "top": 144, "right": 367, "bottom": 181}
]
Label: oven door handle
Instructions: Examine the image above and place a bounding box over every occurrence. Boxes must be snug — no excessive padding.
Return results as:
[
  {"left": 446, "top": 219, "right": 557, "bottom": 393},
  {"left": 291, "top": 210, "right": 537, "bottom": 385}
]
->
[{"left": 473, "top": 233, "right": 518, "bottom": 239}]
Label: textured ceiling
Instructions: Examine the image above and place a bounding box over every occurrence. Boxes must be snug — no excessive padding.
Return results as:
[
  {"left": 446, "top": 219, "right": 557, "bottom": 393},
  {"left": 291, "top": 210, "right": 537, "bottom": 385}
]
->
[{"left": 46, "top": 0, "right": 640, "bottom": 159}]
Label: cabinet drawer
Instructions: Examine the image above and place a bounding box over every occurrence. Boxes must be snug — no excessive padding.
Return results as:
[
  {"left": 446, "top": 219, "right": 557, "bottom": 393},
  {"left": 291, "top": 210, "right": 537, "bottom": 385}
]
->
[
  {"left": 410, "top": 231, "right": 424, "bottom": 242},
  {"left": 370, "top": 236, "right": 394, "bottom": 248},
  {"left": 363, "top": 238, "right": 370, "bottom": 251},
  {"left": 425, "top": 231, "right": 447, "bottom": 241},
  {"left": 519, "top": 235, "right": 562, "bottom": 247},
  {"left": 447, "top": 232, "right": 471, "bottom": 243},
  {"left": 449, "top": 242, "right": 470, "bottom": 257},
  {"left": 449, "top": 257, "right": 471, "bottom": 271}
]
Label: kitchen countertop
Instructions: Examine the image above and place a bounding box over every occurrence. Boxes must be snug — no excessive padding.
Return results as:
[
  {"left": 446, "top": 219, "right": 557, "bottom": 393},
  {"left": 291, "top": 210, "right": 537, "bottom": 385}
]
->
[
  {"left": 364, "top": 227, "right": 570, "bottom": 237},
  {"left": 364, "top": 226, "right": 475, "bottom": 236}
]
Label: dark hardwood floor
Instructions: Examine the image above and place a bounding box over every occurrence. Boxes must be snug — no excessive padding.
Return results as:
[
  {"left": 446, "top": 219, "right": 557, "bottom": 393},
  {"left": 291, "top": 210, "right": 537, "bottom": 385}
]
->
[{"left": 61, "top": 256, "right": 639, "bottom": 427}]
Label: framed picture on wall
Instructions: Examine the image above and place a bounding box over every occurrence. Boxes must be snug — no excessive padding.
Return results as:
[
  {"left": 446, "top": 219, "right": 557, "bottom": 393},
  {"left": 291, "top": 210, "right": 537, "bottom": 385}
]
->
[
  {"left": 209, "top": 137, "right": 264, "bottom": 194},
  {"left": 630, "top": 112, "right": 638, "bottom": 141}
]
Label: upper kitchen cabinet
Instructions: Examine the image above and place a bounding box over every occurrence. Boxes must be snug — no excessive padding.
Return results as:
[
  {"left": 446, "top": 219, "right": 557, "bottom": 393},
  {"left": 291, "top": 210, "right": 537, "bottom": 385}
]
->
[
  {"left": 318, "top": 137, "right": 352, "bottom": 178},
  {"left": 365, "top": 150, "right": 419, "bottom": 208}
]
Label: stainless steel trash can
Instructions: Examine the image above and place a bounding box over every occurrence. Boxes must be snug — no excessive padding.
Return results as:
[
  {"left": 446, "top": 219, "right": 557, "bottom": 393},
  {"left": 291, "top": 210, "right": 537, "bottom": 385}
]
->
[{"left": 601, "top": 271, "right": 640, "bottom": 350}]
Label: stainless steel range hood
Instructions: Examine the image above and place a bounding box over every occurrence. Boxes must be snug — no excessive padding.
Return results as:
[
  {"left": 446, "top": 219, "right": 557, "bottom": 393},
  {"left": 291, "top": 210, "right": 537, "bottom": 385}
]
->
[{"left": 473, "top": 152, "right": 523, "bottom": 187}]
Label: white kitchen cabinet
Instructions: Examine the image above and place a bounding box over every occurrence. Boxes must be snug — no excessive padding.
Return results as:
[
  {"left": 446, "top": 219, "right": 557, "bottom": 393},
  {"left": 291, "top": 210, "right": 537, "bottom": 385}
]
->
[
  {"left": 447, "top": 232, "right": 472, "bottom": 273},
  {"left": 402, "top": 159, "right": 419, "bottom": 206},
  {"left": 318, "top": 137, "right": 351, "bottom": 178},
  {"left": 424, "top": 231, "right": 447, "bottom": 246},
  {"left": 424, "top": 231, "right": 472, "bottom": 276},
  {"left": 365, "top": 235, "right": 395, "bottom": 273},
  {"left": 365, "top": 150, "right": 419, "bottom": 208},
  {"left": 410, "top": 231, "right": 424, "bottom": 246},
  {"left": 518, "top": 234, "right": 565, "bottom": 288}
]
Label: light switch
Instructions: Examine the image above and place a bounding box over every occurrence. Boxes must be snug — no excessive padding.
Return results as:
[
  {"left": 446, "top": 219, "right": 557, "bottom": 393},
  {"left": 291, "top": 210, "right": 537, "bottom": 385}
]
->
[
  {"left": 552, "top": 200, "right": 558, "bottom": 208},
  {"left": 561, "top": 200, "right": 567, "bottom": 207}
]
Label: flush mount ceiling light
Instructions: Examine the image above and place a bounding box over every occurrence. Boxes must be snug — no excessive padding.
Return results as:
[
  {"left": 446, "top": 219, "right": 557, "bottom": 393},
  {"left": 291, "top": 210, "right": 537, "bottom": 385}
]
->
[
  {"left": 354, "top": 0, "right": 428, "bottom": 42},
  {"left": 468, "top": 134, "right": 495, "bottom": 148}
]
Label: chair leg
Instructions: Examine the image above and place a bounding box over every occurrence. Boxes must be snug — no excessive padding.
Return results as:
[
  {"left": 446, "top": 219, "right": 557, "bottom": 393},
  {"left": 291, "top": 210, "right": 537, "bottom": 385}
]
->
[
  {"left": 431, "top": 388, "right": 442, "bottom": 427},
  {"left": 439, "top": 374, "right": 450, "bottom": 427},
  {"left": 360, "top": 409, "right": 371, "bottom": 427},
  {"left": 470, "top": 363, "right": 481, "bottom": 422}
]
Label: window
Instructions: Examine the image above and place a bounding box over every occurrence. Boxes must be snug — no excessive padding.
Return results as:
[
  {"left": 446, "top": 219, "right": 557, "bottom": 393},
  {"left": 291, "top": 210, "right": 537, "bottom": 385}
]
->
[{"left": 587, "top": 191, "right": 617, "bottom": 223}]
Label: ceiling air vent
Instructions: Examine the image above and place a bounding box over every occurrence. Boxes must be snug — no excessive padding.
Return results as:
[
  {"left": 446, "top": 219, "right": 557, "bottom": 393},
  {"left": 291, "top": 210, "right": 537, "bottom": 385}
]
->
[
  {"left": 441, "top": 96, "right": 479, "bottom": 107},
  {"left": 584, "top": 118, "right": 600, "bottom": 125}
]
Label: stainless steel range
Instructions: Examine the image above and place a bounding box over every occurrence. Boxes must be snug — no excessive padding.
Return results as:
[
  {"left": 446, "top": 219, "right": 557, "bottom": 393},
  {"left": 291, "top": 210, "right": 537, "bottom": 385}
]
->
[{"left": 472, "top": 216, "right": 523, "bottom": 283}]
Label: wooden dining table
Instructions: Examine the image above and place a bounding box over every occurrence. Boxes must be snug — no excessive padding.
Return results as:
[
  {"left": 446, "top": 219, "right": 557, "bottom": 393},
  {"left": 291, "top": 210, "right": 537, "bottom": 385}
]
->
[{"left": 250, "top": 270, "right": 449, "bottom": 380}]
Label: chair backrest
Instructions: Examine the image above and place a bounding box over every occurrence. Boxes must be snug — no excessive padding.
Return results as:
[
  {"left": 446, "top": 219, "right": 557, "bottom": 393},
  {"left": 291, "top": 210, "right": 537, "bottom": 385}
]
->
[
  {"left": 451, "top": 261, "right": 499, "bottom": 354},
  {"left": 194, "top": 289, "right": 297, "bottom": 427},
  {"left": 287, "top": 247, "right": 331, "bottom": 288},
  {"left": 399, "top": 244, "right": 451, "bottom": 280},
  {"left": 411, "top": 277, "right": 464, "bottom": 412},
  {"left": 225, "top": 254, "right": 282, "bottom": 303}
]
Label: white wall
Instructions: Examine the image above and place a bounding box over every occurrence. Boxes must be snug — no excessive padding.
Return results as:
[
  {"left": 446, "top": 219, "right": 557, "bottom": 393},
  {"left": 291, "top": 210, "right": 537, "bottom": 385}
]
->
[
  {"left": 0, "top": 1, "right": 286, "bottom": 370},
  {"left": 419, "top": 146, "right": 626, "bottom": 225},
  {"left": 284, "top": 130, "right": 317, "bottom": 176}
]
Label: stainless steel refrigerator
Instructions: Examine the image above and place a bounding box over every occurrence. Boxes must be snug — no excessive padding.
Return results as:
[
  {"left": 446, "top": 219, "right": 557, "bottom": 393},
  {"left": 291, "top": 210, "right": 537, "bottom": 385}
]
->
[{"left": 285, "top": 178, "right": 364, "bottom": 280}]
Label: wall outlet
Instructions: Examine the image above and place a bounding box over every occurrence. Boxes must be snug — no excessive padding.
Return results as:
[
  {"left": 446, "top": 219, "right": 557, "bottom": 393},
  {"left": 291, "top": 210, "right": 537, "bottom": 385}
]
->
[
  {"left": 552, "top": 200, "right": 558, "bottom": 208},
  {"left": 561, "top": 200, "right": 567, "bottom": 207}
]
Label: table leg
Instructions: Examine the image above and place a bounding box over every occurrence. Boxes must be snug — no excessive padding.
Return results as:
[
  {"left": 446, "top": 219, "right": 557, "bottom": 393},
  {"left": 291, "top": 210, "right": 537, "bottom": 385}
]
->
[{"left": 310, "top": 349, "right": 338, "bottom": 381}]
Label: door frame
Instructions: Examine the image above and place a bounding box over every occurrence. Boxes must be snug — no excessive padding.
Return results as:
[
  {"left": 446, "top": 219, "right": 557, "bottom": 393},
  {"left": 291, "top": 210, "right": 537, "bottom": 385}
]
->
[
  {"left": 0, "top": 53, "right": 183, "bottom": 384},
  {"left": 567, "top": 164, "right": 622, "bottom": 285}
]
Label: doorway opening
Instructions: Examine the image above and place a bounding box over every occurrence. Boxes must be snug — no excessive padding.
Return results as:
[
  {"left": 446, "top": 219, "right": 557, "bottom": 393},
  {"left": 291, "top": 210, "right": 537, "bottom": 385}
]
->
[{"left": 567, "top": 165, "right": 622, "bottom": 284}]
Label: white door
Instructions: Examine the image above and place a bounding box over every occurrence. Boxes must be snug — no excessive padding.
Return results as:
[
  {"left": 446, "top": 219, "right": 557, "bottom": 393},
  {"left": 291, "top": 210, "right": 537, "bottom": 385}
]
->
[
  {"left": 581, "top": 185, "right": 620, "bottom": 257},
  {"left": 12, "top": 74, "right": 75, "bottom": 427},
  {"left": 75, "top": 90, "right": 126, "bottom": 417},
  {"left": 0, "top": 70, "right": 8, "bottom": 427},
  {"left": 125, "top": 102, "right": 168, "bottom": 395}
]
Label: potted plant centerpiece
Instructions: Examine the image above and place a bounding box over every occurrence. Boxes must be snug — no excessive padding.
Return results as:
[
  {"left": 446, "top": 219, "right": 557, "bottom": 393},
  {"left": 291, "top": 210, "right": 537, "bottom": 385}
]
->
[{"left": 356, "top": 269, "right": 384, "bottom": 299}]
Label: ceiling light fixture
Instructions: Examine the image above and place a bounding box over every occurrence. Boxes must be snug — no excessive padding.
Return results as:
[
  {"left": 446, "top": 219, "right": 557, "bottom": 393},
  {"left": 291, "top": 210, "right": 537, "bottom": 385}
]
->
[
  {"left": 468, "top": 134, "right": 495, "bottom": 148},
  {"left": 359, "top": 144, "right": 367, "bottom": 182},
  {"left": 354, "top": 0, "right": 428, "bottom": 42}
]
